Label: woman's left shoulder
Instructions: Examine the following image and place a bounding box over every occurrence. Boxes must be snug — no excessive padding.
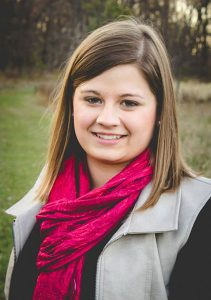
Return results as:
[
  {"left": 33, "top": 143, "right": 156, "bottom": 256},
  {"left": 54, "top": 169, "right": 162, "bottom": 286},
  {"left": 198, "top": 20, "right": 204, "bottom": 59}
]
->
[
  {"left": 180, "top": 175, "right": 211, "bottom": 208},
  {"left": 174, "top": 175, "right": 211, "bottom": 243},
  {"left": 181, "top": 175, "right": 211, "bottom": 192}
]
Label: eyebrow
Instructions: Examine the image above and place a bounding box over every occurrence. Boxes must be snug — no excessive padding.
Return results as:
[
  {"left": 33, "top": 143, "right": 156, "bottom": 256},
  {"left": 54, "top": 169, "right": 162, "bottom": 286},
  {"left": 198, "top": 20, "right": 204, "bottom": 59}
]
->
[
  {"left": 80, "top": 89, "right": 101, "bottom": 96},
  {"left": 80, "top": 89, "right": 144, "bottom": 99}
]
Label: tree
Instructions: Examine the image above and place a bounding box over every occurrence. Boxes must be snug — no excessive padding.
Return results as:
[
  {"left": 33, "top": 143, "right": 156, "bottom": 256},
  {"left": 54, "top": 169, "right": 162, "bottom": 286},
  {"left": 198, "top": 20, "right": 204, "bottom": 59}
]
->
[
  {"left": 0, "top": 0, "right": 210, "bottom": 79},
  {"left": 81, "top": 0, "right": 132, "bottom": 30}
]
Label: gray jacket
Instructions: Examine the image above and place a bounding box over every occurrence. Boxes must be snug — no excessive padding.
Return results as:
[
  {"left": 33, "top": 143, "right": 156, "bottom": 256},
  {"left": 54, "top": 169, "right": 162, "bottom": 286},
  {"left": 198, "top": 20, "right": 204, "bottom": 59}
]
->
[{"left": 4, "top": 174, "right": 211, "bottom": 300}]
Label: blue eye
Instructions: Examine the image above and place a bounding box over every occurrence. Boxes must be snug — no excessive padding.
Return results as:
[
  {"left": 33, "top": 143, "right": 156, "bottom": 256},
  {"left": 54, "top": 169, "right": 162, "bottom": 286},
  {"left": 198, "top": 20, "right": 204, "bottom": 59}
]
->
[
  {"left": 122, "top": 100, "right": 139, "bottom": 107},
  {"left": 85, "top": 97, "right": 102, "bottom": 104}
]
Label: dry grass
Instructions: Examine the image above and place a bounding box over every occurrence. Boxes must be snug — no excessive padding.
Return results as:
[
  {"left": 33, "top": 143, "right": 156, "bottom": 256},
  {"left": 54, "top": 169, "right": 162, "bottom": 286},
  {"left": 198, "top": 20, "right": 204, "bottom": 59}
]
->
[
  {"left": 175, "top": 80, "right": 211, "bottom": 177},
  {"left": 34, "top": 80, "right": 56, "bottom": 106},
  {"left": 176, "top": 80, "right": 211, "bottom": 103},
  {"left": 0, "top": 71, "right": 58, "bottom": 106},
  {"left": 178, "top": 101, "right": 211, "bottom": 177}
]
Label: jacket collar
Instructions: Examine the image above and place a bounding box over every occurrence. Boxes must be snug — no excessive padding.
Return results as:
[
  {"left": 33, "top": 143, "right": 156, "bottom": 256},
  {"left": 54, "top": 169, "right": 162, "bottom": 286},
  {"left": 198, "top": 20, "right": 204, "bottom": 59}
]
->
[
  {"left": 5, "top": 188, "right": 43, "bottom": 217},
  {"left": 6, "top": 181, "right": 181, "bottom": 234},
  {"left": 111, "top": 182, "right": 181, "bottom": 238},
  {"left": 5, "top": 167, "right": 46, "bottom": 217}
]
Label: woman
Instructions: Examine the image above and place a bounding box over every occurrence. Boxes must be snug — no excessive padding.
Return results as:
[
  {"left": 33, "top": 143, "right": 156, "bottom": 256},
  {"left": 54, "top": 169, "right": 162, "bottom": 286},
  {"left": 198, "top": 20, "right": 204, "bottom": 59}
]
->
[{"left": 5, "top": 18, "right": 211, "bottom": 300}]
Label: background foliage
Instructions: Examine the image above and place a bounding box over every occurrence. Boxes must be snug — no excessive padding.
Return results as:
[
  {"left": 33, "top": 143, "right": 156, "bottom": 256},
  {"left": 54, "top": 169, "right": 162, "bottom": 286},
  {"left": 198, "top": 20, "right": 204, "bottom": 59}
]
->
[{"left": 0, "top": 0, "right": 210, "bottom": 79}]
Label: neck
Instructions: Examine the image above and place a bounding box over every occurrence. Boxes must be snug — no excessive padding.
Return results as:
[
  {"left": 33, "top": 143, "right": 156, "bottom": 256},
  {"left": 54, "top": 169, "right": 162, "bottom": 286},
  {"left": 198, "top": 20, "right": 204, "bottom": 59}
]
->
[{"left": 87, "top": 157, "right": 128, "bottom": 189}]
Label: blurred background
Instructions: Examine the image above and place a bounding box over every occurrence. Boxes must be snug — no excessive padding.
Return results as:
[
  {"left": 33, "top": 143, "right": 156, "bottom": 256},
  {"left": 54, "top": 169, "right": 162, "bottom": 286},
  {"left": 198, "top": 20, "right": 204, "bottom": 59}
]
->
[{"left": 0, "top": 0, "right": 210, "bottom": 299}]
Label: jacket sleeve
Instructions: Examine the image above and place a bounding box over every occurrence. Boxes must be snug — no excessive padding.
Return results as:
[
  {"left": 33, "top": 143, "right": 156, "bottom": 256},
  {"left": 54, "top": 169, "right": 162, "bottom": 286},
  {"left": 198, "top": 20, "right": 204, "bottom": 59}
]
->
[
  {"left": 168, "top": 197, "right": 211, "bottom": 299},
  {"left": 4, "top": 249, "right": 15, "bottom": 300}
]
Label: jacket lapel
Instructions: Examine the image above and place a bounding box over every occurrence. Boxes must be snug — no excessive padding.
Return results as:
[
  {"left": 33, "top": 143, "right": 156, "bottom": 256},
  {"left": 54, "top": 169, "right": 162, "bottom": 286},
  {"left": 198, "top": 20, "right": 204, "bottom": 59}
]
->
[
  {"left": 108, "top": 182, "right": 181, "bottom": 244},
  {"left": 128, "top": 183, "right": 181, "bottom": 233}
]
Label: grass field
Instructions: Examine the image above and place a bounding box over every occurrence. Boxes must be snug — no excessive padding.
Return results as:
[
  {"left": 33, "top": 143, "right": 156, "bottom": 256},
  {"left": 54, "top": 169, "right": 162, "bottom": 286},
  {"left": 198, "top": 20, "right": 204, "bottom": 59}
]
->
[
  {"left": 0, "top": 79, "right": 210, "bottom": 299},
  {"left": 0, "top": 82, "right": 51, "bottom": 299}
]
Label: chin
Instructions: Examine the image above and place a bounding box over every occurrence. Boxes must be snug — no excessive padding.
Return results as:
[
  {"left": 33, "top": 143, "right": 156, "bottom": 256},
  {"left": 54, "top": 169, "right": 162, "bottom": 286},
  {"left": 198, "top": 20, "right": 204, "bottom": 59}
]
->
[{"left": 93, "top": 156, "right": 131, "bottom": 166}]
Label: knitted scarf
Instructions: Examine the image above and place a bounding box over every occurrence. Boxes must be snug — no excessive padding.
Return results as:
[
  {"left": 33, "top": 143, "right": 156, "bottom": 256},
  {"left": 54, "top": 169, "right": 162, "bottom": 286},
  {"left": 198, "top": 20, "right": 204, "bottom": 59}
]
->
[{"left": 33, "top": 148, "right": 153, "bottom": 300}]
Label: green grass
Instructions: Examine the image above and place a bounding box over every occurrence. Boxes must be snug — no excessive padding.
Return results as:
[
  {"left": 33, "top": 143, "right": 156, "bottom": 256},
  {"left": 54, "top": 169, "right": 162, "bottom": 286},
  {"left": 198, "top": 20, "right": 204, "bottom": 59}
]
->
[
  {"left": 0, "top": 84, "right": 51, "bottom": 299},
  {"left": 0, "top": 80, "right": 210, "bottom": 299}
]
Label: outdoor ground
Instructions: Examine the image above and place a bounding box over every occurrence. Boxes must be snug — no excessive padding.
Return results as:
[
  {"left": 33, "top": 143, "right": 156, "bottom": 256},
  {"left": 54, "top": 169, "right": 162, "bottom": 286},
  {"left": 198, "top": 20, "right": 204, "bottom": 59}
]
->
[{"left": 0, "top": 77, "right": 210, "bottom": 299}]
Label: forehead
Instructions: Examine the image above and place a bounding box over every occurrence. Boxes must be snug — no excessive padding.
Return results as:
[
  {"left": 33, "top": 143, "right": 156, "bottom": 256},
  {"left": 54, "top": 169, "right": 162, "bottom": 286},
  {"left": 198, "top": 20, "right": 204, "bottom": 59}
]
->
[{"left": 75, "top": 64, "right": 154, "bottom": 99}]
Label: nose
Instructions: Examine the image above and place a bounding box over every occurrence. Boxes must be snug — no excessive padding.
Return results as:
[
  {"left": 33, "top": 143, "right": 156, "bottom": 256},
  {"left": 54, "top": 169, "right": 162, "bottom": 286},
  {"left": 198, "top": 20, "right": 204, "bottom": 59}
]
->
[{"left": 96, "top": 104, "right": 120, "bottom": 127}]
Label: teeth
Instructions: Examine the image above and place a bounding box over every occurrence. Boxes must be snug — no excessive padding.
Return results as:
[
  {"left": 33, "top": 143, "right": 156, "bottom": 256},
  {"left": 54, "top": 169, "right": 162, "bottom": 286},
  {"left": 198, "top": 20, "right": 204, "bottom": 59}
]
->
[{"left": 96, "top": 134, "right": 122, "bottom": 140}]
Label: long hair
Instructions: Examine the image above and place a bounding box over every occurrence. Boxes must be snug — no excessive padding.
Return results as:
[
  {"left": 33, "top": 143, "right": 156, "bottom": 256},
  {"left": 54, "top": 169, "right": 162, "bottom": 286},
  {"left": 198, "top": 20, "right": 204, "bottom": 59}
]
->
[{"left": 36, "top": 18, "right": 194, "bottom": 208}]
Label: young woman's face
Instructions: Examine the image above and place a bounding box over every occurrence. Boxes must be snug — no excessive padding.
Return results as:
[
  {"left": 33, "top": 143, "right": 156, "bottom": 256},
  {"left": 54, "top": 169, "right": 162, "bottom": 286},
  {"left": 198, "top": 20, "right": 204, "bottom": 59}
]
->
[{"left": 73, "top": 64, "right": 157, "bottom": 167}]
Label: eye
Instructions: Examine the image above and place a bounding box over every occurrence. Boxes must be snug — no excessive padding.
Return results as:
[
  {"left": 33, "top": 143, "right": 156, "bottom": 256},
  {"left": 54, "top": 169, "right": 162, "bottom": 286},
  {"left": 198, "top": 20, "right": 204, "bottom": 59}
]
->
[
  {"left": 85, "top": 97, "right": 102, "bottom": 105},
  {"left": 121, "top": 100, "right": 139, "bottom": 108}
]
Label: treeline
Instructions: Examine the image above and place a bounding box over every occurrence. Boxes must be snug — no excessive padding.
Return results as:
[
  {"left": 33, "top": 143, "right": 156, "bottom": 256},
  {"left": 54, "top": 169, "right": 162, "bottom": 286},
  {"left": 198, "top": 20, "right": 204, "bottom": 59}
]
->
[{"left": 0, "top": 0, "right": 210, "bottom": 79}]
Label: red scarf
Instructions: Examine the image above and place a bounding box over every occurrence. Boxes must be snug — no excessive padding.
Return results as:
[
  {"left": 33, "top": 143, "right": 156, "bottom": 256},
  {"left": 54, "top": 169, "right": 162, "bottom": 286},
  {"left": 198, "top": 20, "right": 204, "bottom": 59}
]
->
[{"left": 33, "top": 149, "right": 153, "bottom": 300}]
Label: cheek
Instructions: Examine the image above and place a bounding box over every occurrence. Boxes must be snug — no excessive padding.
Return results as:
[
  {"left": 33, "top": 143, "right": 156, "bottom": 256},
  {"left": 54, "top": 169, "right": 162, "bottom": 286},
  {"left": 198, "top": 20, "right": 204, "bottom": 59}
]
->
[
  {"left": 73, "top": 109, "right": 96, "bottom": 132},
  {"left": 146, "top": 111, "right": 157, "bottom": 132},
  {"left": 129, "top": 109, "right": 157, "bottom": 136}
]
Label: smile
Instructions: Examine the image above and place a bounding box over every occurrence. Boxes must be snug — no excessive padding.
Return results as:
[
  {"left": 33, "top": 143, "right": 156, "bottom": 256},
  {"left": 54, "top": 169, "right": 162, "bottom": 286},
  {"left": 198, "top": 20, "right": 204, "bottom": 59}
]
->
[{"left": 93, "top": 133, "right": 126, "bottom": 140}]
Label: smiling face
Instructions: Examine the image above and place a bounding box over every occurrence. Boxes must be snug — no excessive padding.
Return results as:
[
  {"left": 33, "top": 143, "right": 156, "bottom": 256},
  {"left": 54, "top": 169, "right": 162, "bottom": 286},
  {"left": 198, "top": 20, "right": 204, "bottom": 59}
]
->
[{"left": 73, "top": 64, "right": 157, "bottom": 169}]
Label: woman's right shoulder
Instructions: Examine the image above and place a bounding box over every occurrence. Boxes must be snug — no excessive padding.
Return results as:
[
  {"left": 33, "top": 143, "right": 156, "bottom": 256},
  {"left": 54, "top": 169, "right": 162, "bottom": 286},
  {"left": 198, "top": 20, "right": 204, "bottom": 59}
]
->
[{"left": 5, "top": 166, "right": 46, "bottom": 217}]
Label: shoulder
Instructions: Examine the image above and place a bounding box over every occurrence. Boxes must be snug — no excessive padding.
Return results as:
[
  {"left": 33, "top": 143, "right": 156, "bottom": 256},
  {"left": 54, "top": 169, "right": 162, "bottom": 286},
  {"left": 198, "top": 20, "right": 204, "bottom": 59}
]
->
[
  {"left": 5, "top": 166, "right": 46, "bottom": 217},
  {"left": 181, "top": 175, "right": 211, "bottom": 196},
  {"left": 180, "top": 175, "right": 211, "bottom": 214},
  {"left": 177, "top": 176, "right": 211, "bottom": 247}
]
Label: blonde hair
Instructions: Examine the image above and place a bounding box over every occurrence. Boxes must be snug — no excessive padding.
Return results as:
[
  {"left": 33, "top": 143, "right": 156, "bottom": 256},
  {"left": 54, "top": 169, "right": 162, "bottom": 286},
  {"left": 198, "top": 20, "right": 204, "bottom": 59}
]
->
[{"left": 37, "top": 18, "right": 194, "bottom": 208}]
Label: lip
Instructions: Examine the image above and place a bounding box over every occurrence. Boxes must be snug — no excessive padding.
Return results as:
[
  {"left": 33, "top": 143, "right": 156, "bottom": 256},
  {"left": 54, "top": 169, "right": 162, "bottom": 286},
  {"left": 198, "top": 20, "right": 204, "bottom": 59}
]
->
[
  {"left": 91, "top": 132, "right": 127, "bottom": 145},
  {"left": 92, "top": 131, "right": 127, "bottom": 136}
]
